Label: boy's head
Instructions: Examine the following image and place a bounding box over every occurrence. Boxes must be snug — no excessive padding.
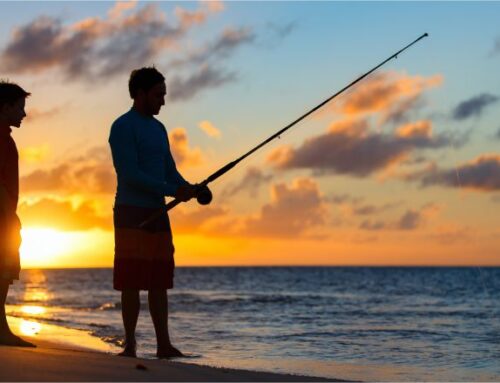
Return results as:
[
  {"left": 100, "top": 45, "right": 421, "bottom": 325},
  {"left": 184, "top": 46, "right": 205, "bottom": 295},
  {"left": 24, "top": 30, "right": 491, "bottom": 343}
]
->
[
  {"left": 0, "top": 81, "right": 30, "bottom": 128},
  {"left": 129, "top": 67, "right": 166, "bottom": 116}
]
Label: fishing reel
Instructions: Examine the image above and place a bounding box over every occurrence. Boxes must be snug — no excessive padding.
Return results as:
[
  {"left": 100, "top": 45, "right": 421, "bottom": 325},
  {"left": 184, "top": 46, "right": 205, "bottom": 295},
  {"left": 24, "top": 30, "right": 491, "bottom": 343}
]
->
[{"left": 196, "top": 184, "right": 213, "bottom": 205}]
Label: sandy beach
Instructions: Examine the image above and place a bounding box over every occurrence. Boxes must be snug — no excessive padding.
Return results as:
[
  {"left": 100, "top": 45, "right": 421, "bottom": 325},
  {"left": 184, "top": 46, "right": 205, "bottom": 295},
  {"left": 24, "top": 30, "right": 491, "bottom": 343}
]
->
[{"left": 1, "top": 317, "right": 336, "bottom": 382}]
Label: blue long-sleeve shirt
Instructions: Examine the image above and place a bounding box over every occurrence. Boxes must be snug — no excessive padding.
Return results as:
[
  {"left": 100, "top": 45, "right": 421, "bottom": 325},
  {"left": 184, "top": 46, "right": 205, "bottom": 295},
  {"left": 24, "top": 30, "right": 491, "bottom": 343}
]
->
[{"left": 109, "top": 108, "right": 188, "bottom": 208}]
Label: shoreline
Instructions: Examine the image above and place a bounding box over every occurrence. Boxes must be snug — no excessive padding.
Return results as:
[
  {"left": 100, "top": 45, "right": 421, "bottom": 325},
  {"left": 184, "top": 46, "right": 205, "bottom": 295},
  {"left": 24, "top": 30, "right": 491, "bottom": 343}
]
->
[{"left": 3, "top": 316, "right": 338, "bottom": 382}]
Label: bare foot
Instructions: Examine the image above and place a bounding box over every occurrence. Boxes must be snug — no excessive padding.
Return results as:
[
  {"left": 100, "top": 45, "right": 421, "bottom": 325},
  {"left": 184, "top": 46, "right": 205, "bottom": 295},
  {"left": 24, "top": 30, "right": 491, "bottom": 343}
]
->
[
  {"left": 0, "top": 334, "right": 36, "bottom": 348},
  {"left": 117, "top": 341, "right": 136, "bottom": 358},
  {"left": 156, "top": 344, "right": 185, "bottom": 359}
]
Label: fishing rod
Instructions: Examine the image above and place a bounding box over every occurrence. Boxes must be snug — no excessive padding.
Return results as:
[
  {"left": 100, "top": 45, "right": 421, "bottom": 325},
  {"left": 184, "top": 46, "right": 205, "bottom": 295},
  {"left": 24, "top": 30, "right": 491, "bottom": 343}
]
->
[{"left": 140, "top": 33, "right": 429, "bottom": 228}]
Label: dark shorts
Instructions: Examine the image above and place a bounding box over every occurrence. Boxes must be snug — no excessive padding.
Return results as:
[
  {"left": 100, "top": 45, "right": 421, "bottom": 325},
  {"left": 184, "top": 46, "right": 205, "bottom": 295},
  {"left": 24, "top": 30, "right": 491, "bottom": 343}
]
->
[
  {"left": 113, "top": 205, "right": 175, "bottom": 291},
  {"left": 0, "top": 214, "right": 21, "bottom": 284}
]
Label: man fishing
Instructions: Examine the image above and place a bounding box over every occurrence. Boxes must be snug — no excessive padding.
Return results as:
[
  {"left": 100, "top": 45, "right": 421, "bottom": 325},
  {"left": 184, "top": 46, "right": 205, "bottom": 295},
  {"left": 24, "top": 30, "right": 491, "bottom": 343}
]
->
[
  {"left": 0, "top": 81, "right": 34, "bottom": 348},
  {"left": 108, "top": 34, "right": 427, "bottom": 359},
  {"left": 109, "top": 67, "right": 205, "bottom": 358}
]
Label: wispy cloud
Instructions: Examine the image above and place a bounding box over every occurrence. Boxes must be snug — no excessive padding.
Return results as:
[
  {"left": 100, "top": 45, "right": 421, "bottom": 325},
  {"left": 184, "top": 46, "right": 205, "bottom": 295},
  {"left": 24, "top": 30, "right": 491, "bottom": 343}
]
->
[
  {"left": 267, "top": 118, "right": 456, "bottom": 177},
  {"left": 107, "top": 1, "right": 138, "bottom": 20},
  {"left": 169, "top": 205, "right": 227, "bottom": 234},
  {"left": 169, "top": 26, "right": 255, "bottom": 69},
  {"left": 266, "top": 21, "right": 298, "bottom": 40},
  {"left": 20, "top": 146, "right": 115, "bottom": 195},
  {"left": 419, "top": 154, "right": 500, "bottom": 192},
  {"left": 19, "top": 144, "right": 51, "bottom": 164},
  {"left": 327, "top": 71, "right": 442, "bottom": 125},
  {"left": 359, "top": 203, "right": 440, "bottom": 231},
  {"left": 168, "top": 127, "right": 204, "bottom": 168},
  {"left": 24, "top": 106, "right": 63, "bottom": 123},
  {"left": 489, "top": 36, "right": 500, "bottom": 57},
  {"left": 202, "top": 0, "right": 225, "bottom": 13},
  {"left": 0, "top": 2, "right": 219, "bottom": 80},
  {"left": 168, "top": 64, "right": 236, "bottom": 102},
  {"left": 19, "top": 197, "right": 111, "bottom": 231},
  {"left": 451, "top": 93, "right": 499, "bottom": 120},
  {"left": 198, "top": 120, "right": 221, "bottom": 138},
  {"left": 21, "top": 127, "right": 206, "bottom": 195},
  {"left": 221, "top": 167, "right": 273, "bottom": 199}
]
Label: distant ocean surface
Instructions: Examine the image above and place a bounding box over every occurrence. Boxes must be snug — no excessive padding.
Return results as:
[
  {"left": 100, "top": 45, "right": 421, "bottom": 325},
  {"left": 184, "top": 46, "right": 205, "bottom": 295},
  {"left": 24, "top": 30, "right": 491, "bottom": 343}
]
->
[{"left": 6, "top": 267, "right": 500, "bottom": 381}]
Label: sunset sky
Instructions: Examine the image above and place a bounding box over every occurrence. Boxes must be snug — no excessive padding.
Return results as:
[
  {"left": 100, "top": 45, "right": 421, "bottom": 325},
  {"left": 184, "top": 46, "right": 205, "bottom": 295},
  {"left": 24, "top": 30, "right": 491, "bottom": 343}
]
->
[{"left": 1, "top": 1, "right": 499, "bottom": 268}]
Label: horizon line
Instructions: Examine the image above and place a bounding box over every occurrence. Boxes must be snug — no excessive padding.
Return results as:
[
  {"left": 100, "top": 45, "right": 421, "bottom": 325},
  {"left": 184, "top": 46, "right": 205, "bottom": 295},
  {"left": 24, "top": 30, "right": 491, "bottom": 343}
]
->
[{"left": 22, "top": 264, "right": 500, "bottom": 270}]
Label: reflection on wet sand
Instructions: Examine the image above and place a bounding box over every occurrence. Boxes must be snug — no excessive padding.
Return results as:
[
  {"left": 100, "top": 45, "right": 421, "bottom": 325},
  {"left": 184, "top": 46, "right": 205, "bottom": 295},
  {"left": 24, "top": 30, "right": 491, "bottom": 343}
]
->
[
  {"left": 19, "top": 319, "right": 42, "bottom": 336},
  {"left": 7, "top": 316, "right": 118, "bottom": 353}
]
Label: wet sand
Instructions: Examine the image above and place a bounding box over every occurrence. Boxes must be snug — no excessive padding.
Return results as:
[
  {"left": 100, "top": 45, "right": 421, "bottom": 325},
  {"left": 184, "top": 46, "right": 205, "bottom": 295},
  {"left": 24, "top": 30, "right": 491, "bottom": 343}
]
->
[{"left": 1, "top": 317, "right": 337, "bottom": 382}]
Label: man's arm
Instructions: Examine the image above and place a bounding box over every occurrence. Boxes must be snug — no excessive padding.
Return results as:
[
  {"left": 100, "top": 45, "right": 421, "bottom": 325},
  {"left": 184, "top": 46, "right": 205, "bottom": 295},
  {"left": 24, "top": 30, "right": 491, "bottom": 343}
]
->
[
  {"left": 163, "top": 127, "right": 198, "bottom": 201},
  {"left": 109, "top": 121, "right": 181, "bottom": 197}
]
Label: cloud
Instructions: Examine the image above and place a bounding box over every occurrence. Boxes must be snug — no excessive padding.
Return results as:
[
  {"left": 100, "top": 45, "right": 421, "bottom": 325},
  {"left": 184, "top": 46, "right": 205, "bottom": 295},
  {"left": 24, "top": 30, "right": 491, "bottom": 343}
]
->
[
  {"left": 396, "top": 209, "right": 422, "bottom": 230},
  {"left": 20, "top": 146, "right": 116, "bottom": 194},
  {"left": 266, "top": 21, "right": 298, "bottom": 40},
  {"left": 490, "top": 36, "right": 500, "bottom": 57},
  {"left": 496, "top": 127, "right": 500, "bottom": 140},
  {"left": 108, "top": 1, "right": 138, "bottom": 19},
  {"left": 359, "top": 203, "right": 440, "bottom": 231},
  {"left": 169, "top": 205, "right": 227, "bottom": 234},
  {"left": 221, "top": 167, "right": 273, "bottom": 199},
  {"left": 451, "top": 93, "right": 499, "bottom": 120},
  {"left": 21, "top": 128, "right": 205, "bottom": 195},
  {"left": 427, "top": 224, "right": 471, "bottom": 244},
  {"left": 328, "top": 71, "right": 442, "bottom": 124},
  {"left": 24, "top": 106, "right": 62, "bottom": 123},
  {"left": 268, "top": 118, "right": 454, "bottom": 177},
  {"left": 168, "top": 64, "right": 236, "bottom": 102},
  {"left": 202, "top": 0, "right": 225, "bottom": 13},
  {"left": 242, "top": 178, "right": 328, "bottom": 238},
  {"left": 18, "top": 197, "right": 111, "bottom": 231},
  {"left": 420, "top": 154, "right": 500, "bottom": 191},
  {"left": 198, "top": 120, "right": 221, "bottom": 138},
  {"left": 0, "top": 3, "right": 217, "bottom": 79},
  {"left": 326, "top": 193, "right": 363, "bottom": 205},
  {"left": 19, "top": 145, "right": 51, "bottom": 164},
  {"left": 168, "top": 127, "right": 204, "bottom": 168},
  {"left": 169, "top": 26, "right": 255, "bottom": 69},
  {"left": 359, "top": 219, "right": 386, "bottom": 231},
  {"left": 326, "top": 193, "right": 399, "bottom": 218},
  {"left": 353, "top": 203, "right": 394, "bottom": 216}
]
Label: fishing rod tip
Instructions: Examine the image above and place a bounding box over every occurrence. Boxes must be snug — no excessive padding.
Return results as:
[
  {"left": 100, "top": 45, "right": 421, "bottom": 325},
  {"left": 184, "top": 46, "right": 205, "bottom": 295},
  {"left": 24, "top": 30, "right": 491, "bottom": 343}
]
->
[{"left": 423, "top": 32, "right": 429, "bottom": 37}]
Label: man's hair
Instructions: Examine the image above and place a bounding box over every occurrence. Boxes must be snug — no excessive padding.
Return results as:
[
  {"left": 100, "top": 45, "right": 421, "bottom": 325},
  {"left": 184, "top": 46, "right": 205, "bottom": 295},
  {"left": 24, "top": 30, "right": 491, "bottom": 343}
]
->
[
  {"left": 128, "top": 67, "right": 165, "bottom": 99},
  {"left": 0, "top": 80, "right": 31, "bottom": 108}
]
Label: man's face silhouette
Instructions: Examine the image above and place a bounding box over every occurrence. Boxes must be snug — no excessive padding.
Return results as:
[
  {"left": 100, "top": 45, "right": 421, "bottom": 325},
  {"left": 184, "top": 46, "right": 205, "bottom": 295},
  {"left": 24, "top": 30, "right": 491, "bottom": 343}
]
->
[{"left": 144, "top": 82, "right": 166, "bottom": 116}]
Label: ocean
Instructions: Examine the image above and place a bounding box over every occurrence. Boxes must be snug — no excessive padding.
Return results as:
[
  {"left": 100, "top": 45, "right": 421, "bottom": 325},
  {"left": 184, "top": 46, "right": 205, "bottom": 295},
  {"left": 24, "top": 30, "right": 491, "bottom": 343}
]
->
[{"left": 5, "top": 267, "right": 500, "bottom": 381}]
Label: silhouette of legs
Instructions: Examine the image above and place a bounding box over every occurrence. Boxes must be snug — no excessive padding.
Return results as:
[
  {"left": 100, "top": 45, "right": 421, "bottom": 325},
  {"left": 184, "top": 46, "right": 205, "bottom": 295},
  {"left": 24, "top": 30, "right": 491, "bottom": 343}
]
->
[
  {"left": 119, "top": 289, "right": 139, "bottom": 357},
  {"left": 0, "top": 281, "right": 35, "bottom": 347},
  {"left": 148, "top": 289, "right": 183, "bottom": 358}
]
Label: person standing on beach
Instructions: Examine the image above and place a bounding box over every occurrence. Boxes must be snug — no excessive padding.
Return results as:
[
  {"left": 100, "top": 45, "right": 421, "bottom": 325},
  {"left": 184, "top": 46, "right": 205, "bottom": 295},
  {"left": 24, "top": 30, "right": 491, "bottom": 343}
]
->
[
  {"left": 0, "top": 81, "right": 34, "bottom": 348},
  {"left": 109, "top": 67, "right": 200, "bottom": 358}
]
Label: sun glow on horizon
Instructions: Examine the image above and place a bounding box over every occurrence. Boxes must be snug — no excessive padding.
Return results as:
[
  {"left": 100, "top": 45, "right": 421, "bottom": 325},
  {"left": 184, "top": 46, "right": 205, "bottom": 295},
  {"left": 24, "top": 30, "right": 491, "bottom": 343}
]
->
[
  {"left": 20, "top": 227, "right": 76, "bottom": 268},
  {"left": 20, "top": 227, "right": 115, "bottom": 268}
]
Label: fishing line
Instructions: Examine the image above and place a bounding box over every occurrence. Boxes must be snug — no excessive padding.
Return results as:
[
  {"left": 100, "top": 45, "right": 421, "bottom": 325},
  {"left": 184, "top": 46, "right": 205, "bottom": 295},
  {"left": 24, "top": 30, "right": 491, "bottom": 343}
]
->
[{"left": 140, "top": 33, "right": 429, "bottom": 227}]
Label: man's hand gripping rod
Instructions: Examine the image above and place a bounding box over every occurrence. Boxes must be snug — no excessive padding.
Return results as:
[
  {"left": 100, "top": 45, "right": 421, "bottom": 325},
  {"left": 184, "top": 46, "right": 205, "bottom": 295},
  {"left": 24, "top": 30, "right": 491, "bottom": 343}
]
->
[{"left": 140, "top": 33, "right": 429, "bottom": 228}]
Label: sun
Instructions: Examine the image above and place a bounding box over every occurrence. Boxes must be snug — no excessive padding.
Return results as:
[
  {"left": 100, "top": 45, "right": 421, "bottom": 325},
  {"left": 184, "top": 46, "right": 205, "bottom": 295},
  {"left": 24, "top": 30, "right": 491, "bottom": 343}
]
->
[{"left": 20, "top": 227, "right": 74, "bottom": 268}]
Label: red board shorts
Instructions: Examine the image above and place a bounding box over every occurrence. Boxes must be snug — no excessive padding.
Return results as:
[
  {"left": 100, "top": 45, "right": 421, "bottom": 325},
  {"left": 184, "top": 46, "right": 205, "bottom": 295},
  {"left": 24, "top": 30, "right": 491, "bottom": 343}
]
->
[{"left": 113, "top": 205, "right": 175, "bottom": 291}]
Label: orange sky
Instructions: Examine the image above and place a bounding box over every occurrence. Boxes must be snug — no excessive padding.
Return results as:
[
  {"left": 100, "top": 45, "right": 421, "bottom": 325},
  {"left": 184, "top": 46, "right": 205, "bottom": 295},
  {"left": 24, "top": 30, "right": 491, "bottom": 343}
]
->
[{"left": 1, "top": 1, "right": 498, "bottom": 268}]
